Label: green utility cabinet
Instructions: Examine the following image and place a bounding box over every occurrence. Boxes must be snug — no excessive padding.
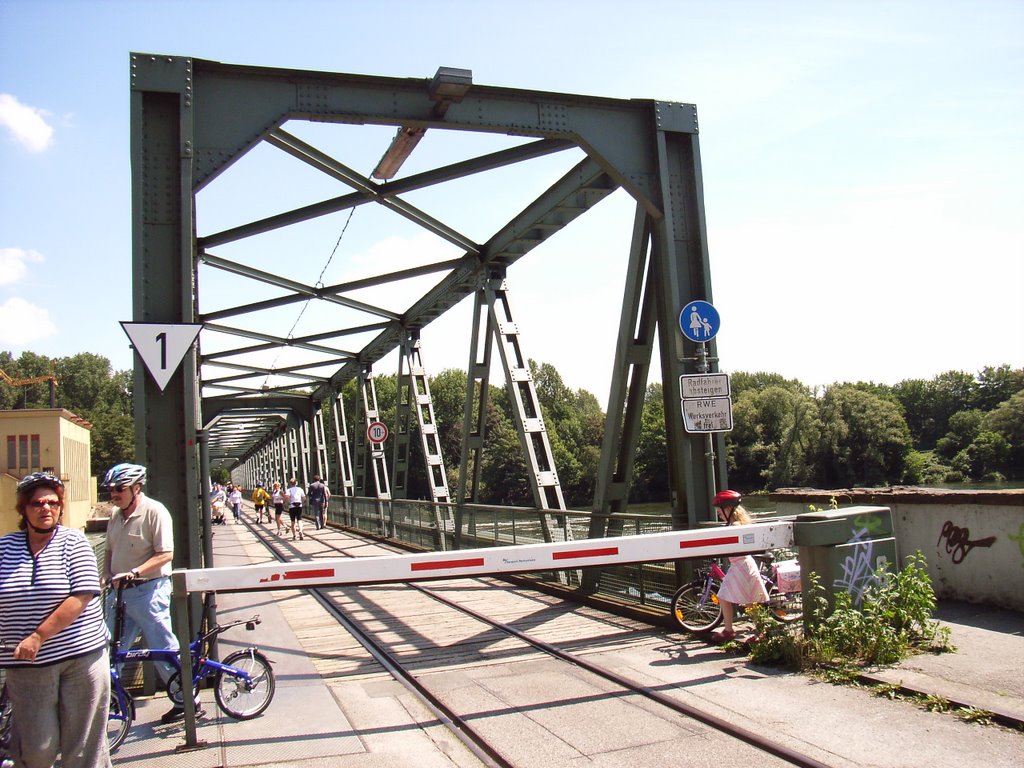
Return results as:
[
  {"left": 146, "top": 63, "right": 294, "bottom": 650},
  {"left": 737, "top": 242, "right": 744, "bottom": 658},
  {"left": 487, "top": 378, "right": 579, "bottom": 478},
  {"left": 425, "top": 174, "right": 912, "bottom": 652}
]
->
[{"left": 793, "top": 506, "right": 899, "bottom": 617}]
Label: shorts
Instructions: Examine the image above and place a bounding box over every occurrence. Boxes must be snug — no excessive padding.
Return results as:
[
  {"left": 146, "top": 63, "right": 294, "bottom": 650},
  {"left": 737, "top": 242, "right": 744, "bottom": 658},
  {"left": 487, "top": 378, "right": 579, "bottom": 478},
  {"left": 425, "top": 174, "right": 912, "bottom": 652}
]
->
[
  {"left": 288, "top": 505, "right": 303, "bottom": 521},
  {"left": 274, "top": 503, "right": 284, "bottom": 516}
]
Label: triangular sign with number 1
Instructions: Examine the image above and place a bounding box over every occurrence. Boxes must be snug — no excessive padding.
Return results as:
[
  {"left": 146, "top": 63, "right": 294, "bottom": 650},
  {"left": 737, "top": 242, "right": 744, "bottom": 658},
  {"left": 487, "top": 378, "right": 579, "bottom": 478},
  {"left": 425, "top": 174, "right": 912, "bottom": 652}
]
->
[{"left": 120, "top": 322, "right": 202, "bottom": 392}]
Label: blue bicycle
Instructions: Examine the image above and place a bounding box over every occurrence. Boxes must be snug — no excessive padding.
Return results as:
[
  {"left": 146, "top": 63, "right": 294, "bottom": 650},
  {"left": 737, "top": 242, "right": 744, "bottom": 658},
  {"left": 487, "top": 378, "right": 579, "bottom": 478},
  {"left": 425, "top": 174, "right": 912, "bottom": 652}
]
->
[{"left": 108, "top": 581, "right": 275, "bottom": 732}]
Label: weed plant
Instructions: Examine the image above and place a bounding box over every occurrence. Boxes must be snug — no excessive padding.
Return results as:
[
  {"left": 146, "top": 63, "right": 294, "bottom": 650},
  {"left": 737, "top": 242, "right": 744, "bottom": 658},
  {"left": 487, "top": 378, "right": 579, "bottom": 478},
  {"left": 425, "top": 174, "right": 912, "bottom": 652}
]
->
[{"left": 748, "top": 552, "right": 953, "bottom": 672}]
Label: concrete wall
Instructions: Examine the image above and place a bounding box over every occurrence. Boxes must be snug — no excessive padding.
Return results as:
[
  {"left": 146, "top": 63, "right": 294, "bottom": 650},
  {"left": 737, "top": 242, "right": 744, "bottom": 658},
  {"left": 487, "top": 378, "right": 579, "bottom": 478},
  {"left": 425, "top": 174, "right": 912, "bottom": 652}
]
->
[{"left": 772, "top": 487, "right": 1024, "bottom": 612}]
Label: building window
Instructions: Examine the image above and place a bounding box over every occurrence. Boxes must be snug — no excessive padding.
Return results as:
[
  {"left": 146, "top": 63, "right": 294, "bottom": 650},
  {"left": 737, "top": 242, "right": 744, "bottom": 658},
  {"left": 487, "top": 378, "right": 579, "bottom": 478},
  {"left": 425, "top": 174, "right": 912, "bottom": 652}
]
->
[
  {"left": 5, "top": 436, "right": 13, "bottom": 471},
  {"left": 18, "top": 435, "right": 28, "bottom": 471},
  {"left": 30, "top": 434, "right": 40, "bottom": 468}
]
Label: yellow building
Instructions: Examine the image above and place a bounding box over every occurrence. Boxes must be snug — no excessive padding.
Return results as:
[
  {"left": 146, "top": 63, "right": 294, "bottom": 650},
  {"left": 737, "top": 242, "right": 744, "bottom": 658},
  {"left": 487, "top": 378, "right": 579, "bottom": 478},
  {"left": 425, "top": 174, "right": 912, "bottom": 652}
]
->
[{"left": 0, "top": 409, "right": 93, "bottom": 534}]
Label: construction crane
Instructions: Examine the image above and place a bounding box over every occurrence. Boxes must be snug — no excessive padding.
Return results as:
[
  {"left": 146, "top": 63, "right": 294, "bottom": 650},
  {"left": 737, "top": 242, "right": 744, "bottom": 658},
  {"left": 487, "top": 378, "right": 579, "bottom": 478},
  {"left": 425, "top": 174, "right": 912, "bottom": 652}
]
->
[{"left": 0, "top": 369, "right": 57, "bottom": 408}]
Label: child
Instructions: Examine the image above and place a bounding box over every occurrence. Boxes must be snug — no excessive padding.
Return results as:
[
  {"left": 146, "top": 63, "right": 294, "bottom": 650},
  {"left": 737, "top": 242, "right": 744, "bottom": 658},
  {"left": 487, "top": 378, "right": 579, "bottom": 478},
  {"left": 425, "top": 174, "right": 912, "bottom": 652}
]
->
[{"left": 710, "top": 490, "right": 768, "bottom": 642}]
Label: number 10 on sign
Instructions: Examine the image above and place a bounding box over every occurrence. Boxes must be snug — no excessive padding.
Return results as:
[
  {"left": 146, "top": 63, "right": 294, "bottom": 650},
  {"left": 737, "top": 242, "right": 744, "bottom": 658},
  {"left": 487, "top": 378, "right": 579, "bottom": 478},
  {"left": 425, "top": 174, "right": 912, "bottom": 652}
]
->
[{"left": 367, "top": 421, "right": 389, "bottom": 444}]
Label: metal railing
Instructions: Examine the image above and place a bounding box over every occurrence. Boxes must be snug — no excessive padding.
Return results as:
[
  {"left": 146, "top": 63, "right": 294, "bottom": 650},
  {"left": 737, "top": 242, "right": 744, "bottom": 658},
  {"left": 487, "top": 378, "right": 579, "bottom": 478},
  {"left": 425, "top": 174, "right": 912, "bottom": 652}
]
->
[{"left": 326, "top": 496, "right": 682, "bottom": 610}]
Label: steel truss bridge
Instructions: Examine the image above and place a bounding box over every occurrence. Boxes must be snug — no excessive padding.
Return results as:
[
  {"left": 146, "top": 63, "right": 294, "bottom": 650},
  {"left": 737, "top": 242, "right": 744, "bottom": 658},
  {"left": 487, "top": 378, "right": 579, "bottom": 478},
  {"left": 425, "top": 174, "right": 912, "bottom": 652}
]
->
[{"left": 129, "top": 54, "right": 727, "bottom": 572}]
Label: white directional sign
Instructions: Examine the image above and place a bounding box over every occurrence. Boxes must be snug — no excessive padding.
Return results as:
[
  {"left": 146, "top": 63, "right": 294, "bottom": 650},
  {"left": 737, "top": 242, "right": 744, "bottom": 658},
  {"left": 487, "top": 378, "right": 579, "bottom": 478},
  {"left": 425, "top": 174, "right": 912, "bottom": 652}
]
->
[
  {"left": 120, "top": 322, "right": 202, "bottom": 392},
  {"left": 367, "top": 421, "right": 389, "bottom": 444},
  {"left": 681, "top": 397, "right": 734, "bottom": 433},
  {"left": 680, "top": 373, "right": 731, "bottom": 400}
]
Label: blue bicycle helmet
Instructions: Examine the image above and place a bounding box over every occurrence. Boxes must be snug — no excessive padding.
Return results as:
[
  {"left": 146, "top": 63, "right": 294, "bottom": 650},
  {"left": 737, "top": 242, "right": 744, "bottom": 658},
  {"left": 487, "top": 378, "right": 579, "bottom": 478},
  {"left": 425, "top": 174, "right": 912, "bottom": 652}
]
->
[
  {"left": 17, "top": 471, "right": 64, "bottom": 494},
  {"left": 101, "top": 463, "right": 147, "bottom": 490}
]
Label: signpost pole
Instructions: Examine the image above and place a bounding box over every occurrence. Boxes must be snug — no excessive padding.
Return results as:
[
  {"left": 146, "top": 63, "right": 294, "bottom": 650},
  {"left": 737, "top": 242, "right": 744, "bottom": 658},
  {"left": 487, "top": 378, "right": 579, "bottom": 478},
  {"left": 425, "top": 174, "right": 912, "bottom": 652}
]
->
[{"left": 694, "top": 344, "right": 718, "bottom": 515}]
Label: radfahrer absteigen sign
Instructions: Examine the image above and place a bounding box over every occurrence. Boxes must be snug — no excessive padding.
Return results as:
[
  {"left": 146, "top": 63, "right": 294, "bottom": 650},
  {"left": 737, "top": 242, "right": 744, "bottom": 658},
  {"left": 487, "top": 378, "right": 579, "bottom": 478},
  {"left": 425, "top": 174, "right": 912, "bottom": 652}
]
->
[{"left": 679, "top": 373, "right": 733, "bottom": 433}]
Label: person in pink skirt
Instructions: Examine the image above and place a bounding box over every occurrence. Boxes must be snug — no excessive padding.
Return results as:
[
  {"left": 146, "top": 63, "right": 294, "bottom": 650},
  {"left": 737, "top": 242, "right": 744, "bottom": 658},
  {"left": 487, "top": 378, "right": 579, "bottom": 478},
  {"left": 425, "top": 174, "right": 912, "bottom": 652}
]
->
[{"left": 710, "top": 490, "right": 768, "bottom": 642}]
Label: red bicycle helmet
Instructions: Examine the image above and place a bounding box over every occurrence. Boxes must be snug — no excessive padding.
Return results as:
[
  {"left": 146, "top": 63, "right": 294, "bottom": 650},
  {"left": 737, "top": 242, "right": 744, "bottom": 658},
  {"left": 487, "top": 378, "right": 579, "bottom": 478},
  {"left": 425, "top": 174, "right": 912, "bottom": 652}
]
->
[{"left": 712, "top": 489, "right": 742, "bottom": 508}]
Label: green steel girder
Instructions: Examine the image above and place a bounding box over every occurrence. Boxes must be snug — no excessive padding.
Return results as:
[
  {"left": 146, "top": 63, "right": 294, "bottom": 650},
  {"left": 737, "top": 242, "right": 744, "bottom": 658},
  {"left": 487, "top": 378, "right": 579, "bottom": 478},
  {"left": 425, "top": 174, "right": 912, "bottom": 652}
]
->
[{"left": 130, "top": 52, "right": 720, "bottom": 559}]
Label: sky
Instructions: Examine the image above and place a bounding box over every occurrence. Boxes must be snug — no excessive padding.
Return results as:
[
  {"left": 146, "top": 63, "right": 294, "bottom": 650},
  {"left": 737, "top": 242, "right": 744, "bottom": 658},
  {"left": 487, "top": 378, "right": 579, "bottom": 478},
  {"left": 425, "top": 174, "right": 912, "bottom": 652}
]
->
[{"left": 1, "top": 0, "right": 1022, "bottom": 408}]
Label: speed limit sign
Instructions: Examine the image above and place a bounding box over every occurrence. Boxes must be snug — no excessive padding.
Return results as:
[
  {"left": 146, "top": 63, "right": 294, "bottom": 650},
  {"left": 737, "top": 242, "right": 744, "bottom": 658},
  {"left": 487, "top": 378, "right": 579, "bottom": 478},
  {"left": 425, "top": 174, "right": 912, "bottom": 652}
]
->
[{"left": 367, "top": 421, "right": 389, "bottom": 444}]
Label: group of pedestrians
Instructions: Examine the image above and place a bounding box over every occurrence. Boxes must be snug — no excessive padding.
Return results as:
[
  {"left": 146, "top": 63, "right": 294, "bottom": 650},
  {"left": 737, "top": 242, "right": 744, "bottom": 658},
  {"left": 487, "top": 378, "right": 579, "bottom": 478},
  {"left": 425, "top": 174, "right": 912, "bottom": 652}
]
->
[
  {"left": 210, "top": 482, "right": 245, "bottom": 525},
  {"left": 256, "top": 476, "right": 331, "bottom": 540}
]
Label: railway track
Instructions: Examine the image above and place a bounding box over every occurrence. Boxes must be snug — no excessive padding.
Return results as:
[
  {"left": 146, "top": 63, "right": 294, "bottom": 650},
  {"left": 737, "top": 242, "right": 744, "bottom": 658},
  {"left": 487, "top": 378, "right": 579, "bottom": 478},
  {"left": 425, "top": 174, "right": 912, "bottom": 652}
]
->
[{"left": 239, "top": 513, "right": 832, "bottom": 768}]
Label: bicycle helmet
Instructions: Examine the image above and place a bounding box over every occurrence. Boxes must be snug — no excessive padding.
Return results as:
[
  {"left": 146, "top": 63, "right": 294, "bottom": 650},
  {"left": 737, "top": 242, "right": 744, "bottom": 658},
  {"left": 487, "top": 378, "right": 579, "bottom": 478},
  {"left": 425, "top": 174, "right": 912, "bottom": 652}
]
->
[
  {"left": 17, "top": 471, "right": 64, "bottom": 495},
  {"left": 101, "top": 462, "right": 147, "bottom": 490},
  {"left": 712, "top": 489, "right": 742, "bottom": 508}
]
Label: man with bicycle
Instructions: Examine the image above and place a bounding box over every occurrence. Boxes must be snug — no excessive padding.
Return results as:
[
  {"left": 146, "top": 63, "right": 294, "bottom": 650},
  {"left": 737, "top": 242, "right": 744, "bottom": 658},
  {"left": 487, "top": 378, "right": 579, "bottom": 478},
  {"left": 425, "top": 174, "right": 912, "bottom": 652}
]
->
[{"left": 101, "top": 463, "right": 200, "bottom": 724}]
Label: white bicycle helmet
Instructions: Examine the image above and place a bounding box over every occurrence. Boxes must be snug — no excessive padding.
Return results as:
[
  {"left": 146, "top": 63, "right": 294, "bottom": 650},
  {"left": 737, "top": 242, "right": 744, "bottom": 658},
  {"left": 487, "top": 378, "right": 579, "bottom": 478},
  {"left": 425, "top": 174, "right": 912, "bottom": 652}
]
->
[{"left": 101, "top": 462, "right": 147, "bottom": 490}]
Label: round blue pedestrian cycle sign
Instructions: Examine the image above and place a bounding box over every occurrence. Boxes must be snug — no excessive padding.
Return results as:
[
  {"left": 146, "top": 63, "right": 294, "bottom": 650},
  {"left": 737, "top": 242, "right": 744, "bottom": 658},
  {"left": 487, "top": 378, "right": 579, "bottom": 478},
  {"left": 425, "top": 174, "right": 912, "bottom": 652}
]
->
[{"left": 679, "top": 300, "right": 720, "bottom": 342}]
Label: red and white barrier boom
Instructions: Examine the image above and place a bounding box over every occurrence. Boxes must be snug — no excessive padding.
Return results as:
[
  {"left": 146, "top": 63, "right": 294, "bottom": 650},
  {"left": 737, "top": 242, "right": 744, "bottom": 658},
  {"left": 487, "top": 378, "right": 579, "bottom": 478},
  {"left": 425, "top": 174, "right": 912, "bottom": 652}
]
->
[{"left": 180, "top": 521, "right": 795, "bottom": 593}]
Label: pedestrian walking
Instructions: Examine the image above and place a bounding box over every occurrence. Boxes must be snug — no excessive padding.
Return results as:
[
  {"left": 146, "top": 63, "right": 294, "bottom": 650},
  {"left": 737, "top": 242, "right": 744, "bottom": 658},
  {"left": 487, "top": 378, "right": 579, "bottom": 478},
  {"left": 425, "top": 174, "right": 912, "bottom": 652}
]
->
[
  {"left": 307, "top": 475, "right": 330, "bottom": 530},
  {"left": 286, "top": 478, "right": 306, "bottom": 540}
]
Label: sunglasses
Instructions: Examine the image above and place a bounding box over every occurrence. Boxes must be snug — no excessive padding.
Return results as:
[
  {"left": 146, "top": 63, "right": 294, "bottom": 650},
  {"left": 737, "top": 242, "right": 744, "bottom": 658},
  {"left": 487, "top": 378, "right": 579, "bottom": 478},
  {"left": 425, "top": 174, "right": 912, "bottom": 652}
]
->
[{"left": 29, "top": 499, "right": 63, "bottom": 510}]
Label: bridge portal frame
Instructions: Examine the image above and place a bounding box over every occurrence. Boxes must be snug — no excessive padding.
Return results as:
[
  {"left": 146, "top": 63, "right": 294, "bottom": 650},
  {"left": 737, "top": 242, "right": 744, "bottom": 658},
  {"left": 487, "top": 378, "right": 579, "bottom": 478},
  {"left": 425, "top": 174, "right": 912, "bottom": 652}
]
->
[{"left": 130, "top": 53, "right": 726, "bottom": 574}]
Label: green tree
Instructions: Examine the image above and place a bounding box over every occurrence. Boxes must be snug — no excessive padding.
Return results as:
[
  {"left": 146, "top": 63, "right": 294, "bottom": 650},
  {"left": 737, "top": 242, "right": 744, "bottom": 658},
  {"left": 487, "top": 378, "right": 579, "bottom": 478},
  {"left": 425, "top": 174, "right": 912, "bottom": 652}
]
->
[
  {"left": 934, "top": 409, "right": 985, "bottom": 461},
  {"left": 983, "top": 390, "right": 1024, "bottom": 478},
  {"left": 974, "top": 365, "right": 1024, "bottom": 411},
  {"left": 631, "top": 383, "right": 667, "bottom": 503},
  {"left": 479, "top": 407, "right": 531, "bottom": 505},
  {"left": 428, "top": 368, "right": 470, "bottom": 493},
  {"left": 816, "top": 385, "right": 912, "bottom": 487},
  {"left": 951, "top": 431, "right": 1011, "bottom": 480},
  {"left": 926, "top": 371, "right": 977, "bottom": 446},
  {"left": 728, "top": 385, "right": 821, "bottom": 490},
  {"left": 891, "top": 378, "right": 933, "bottom": 446}
]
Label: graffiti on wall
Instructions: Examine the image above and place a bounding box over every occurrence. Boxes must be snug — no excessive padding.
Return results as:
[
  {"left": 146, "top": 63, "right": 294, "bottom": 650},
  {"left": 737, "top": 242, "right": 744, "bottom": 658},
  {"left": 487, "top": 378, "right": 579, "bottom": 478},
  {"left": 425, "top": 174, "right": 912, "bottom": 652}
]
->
[
  {"left": 936, "top": 520, "right": 996, "bottom": 565},
  {"left": 1009, "top": 523, "right": 1024, "bottom": 566},
  {"left": 834, "top": 528, "right": 886, "bottom": 605},
  {"left": 852, "top": 513, "right": 886, "bottom": 537}
]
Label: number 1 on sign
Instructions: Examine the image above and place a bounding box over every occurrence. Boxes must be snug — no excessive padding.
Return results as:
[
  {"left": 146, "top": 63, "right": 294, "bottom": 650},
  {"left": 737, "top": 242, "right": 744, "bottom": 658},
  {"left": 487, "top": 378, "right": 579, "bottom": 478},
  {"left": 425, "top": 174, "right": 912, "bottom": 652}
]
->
[{"left": 155, "top": 332, "right": 167, "bottom": 369}]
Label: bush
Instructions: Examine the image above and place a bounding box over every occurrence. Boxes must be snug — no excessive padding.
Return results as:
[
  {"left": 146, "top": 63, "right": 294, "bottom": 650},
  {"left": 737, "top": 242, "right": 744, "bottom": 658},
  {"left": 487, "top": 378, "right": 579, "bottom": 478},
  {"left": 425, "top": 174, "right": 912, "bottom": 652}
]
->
[{"left": 748, "top": 552, "right": 953, "bottom": 671}]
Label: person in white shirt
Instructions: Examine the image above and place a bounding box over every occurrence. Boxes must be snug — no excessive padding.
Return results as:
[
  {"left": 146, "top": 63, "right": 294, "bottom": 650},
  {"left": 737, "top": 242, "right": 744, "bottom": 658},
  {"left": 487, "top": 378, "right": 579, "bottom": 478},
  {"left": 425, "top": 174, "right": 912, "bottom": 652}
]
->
[{"left": 286, "top": 478, "right": 306, "bottom": 540}]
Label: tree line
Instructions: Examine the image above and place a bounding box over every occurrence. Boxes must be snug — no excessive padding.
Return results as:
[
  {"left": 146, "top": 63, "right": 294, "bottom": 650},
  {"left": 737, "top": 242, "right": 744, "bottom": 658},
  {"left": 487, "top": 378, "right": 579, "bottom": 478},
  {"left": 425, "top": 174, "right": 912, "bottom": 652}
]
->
[{"left": 3, "top": 349, "right": 1021, "bottom": 505}]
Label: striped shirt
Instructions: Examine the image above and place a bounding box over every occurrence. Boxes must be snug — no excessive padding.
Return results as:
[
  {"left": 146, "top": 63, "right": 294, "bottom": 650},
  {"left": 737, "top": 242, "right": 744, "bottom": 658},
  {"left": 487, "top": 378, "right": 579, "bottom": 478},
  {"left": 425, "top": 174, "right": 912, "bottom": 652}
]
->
[{"left": 0, "top": 526, "right": 108, "bottom": 667}]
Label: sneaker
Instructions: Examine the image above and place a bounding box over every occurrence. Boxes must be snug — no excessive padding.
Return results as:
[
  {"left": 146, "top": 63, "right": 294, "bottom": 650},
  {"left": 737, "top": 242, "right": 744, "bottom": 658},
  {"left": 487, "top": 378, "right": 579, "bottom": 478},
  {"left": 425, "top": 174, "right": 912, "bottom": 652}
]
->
[
  {"left": 160, "top": 703, "right": 204, "bottom": 724},
  {"left": 299, "top": 533, "right": 304, "bottom": 540}
]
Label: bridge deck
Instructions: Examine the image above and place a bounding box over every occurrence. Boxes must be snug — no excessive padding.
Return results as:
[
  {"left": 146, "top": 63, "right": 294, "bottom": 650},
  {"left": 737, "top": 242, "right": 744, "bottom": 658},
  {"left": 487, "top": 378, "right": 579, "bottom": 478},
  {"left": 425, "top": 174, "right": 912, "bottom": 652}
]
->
[{"left": 111, "top": 513, "right": 1023, "bottom": 767}]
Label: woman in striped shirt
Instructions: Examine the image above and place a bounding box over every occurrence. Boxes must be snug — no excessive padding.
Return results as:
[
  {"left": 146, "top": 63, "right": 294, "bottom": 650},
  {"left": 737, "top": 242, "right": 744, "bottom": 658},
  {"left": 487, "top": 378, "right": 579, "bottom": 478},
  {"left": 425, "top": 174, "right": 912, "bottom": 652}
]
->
[{"left": 0, "top": 472, "right": 112, "bottom": 768}]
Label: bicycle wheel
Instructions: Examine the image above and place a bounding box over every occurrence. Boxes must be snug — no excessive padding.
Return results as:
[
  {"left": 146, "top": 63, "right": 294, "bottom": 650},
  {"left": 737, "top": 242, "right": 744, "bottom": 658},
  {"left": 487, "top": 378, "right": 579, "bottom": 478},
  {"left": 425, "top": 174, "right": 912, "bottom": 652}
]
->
[
  {"left": 670, "top": 583, "right": 723, "bottom": 633},
  {"left": 107, "top": 689, "right": 134, "bottom": 753},
  {"left": 165, "top": 670, "right": 200, "bottom": 708},
  {"left": 215, "top": 650, "right": 275, "bottom": 719},
  {"left": 765, "top": 587, "right": 803, "bottom": 623}
]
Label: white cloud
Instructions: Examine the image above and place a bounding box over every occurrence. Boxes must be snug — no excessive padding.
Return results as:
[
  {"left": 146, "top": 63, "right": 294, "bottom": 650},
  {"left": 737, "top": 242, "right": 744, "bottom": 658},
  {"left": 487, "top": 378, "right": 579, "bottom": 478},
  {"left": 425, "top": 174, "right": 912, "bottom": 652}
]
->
[
  {"left": 0, "top": 297, "right": 57, "bottom": 345},
  {"left": 0, "top": 247, "right": 44, "bottom": 286},
  {"left": 0, "top": 94, "right": 54, "bottom": 153}
]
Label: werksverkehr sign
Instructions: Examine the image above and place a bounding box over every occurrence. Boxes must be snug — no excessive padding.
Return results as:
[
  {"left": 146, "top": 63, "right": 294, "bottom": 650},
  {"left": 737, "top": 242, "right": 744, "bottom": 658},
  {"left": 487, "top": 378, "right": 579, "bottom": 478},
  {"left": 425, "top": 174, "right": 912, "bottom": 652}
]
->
[{"left": 681, "top": 397, "right": 733, "bottom": 433}]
